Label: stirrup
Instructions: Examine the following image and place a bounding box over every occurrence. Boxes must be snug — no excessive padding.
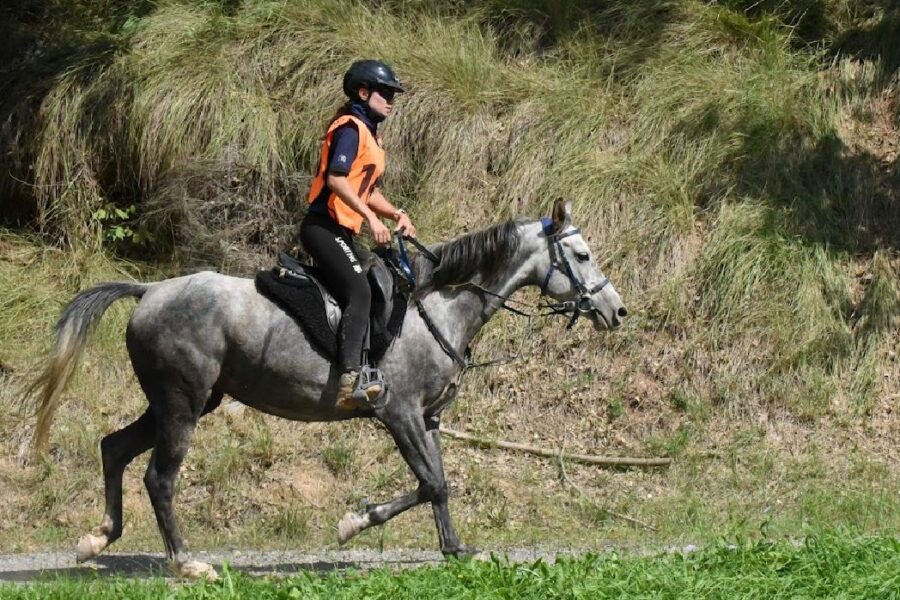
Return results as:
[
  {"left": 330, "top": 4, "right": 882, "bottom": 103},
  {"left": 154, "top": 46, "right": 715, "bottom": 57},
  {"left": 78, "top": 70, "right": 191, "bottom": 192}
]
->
[{"left": 353, "top": 365, "right": 388, "bottom": 408}]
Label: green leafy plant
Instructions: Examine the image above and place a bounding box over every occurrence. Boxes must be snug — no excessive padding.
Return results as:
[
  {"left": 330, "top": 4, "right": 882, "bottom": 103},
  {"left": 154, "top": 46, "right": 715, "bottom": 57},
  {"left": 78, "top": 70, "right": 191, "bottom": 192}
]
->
[{"left": 92, "top": 203, "right": 153, "bottom": 245}]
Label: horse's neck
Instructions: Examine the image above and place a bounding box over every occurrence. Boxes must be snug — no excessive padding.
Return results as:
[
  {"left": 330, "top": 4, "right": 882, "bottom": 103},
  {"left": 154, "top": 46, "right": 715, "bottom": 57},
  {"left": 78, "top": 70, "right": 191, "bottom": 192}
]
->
[{"left": 420, "top": 224, "right": 541, "bottom": 354}]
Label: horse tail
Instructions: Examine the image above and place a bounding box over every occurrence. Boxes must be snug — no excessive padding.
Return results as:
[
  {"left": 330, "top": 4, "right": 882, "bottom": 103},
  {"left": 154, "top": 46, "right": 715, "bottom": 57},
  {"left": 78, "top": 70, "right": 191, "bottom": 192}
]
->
[{"left": 31, "top": 282, "right": 149, "bottom": 458}]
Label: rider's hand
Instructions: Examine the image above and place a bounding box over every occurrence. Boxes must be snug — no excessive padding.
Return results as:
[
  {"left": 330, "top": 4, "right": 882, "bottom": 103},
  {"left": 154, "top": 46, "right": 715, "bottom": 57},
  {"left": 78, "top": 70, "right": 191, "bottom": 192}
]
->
[
  {"left": 368, "top": 215, "right": 391, "bottom": 245},
  {"left": 394, "top": 213, "right": 416, "bottom": 238}
]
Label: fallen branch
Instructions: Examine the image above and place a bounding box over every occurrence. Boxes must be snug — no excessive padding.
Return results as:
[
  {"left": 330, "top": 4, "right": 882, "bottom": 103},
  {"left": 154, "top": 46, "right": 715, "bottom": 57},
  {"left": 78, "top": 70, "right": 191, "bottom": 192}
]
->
[{"left": 439, "top": 427, "right": 672, "bottom": 468}]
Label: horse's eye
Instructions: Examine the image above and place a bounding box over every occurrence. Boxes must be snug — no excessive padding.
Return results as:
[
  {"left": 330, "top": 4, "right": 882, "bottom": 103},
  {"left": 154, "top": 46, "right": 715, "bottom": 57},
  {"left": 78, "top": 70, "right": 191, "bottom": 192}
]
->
[{"left": 575, "top": 252, "right": 589, "bottom": 262}]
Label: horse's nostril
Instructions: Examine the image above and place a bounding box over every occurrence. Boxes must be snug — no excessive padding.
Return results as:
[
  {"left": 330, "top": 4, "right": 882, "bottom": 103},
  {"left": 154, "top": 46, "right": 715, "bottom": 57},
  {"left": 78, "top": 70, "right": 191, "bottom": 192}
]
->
[{"left": 618, "top": 306, "right": 628, "bottom": 318}]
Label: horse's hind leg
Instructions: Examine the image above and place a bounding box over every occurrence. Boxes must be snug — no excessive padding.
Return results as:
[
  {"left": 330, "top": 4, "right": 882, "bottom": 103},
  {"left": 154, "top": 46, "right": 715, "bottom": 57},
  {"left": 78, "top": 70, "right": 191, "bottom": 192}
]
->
[
  {"left": 76, "top": 410, "right": 155, "bottom": 562},
  {"left": 76, "top": 390, "right": 223, "bottom": 564},
  {"left": 144, "top": 387, "right": 219, "bottom": 581}
]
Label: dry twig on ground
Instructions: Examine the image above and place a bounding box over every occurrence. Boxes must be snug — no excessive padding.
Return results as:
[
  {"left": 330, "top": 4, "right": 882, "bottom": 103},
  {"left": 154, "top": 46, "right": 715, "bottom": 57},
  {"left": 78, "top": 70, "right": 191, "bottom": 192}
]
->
[{"left": 439, "top": 427, "right": 673, "bottom": 468}]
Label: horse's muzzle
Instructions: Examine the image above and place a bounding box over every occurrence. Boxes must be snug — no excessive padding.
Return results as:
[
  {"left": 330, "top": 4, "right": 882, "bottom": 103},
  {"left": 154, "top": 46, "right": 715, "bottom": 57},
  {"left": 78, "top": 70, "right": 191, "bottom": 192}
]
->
[
  {"left": 613, "top": 305, "right": 628, "bottom": 327},
  {"left": 590, "top": 304, "right": 627, "bottom": 330}
]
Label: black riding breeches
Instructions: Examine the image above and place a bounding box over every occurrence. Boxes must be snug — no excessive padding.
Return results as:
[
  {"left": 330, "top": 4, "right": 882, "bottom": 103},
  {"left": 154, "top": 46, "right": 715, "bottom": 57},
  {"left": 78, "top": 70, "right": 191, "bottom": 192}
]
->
[{"left": 299, "top": 211, "right": 371, "bottom": 372}]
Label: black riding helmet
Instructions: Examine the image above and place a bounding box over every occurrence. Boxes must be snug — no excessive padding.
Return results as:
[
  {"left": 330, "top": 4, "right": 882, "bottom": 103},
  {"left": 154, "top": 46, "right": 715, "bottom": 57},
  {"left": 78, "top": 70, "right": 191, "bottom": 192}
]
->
[{"left": 343, "top": 60, "right": 405, "bottom": 101}]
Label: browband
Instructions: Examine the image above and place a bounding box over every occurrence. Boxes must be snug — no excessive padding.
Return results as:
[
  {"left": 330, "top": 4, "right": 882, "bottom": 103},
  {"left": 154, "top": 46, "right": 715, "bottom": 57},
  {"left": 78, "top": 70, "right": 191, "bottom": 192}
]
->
[
  {"left": 540, "top": 216, "right": 555, "bottom": 236},
  {"left": 540, "top": 216, "right": 580, "bottom": 240}
]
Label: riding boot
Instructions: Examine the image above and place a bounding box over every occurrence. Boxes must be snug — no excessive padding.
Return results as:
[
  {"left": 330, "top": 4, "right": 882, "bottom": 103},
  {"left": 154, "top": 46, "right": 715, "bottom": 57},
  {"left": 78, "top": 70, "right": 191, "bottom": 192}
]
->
[{"left": 336, "top": 370, "right": 382, "bottom": 409}]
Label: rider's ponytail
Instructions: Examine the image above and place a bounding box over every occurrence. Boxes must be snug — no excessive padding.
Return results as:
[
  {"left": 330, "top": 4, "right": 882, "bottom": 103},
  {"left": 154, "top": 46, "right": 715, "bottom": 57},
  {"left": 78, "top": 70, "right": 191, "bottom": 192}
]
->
[{"left": 324, "top": 101, "right": 353, "bottom": 136}]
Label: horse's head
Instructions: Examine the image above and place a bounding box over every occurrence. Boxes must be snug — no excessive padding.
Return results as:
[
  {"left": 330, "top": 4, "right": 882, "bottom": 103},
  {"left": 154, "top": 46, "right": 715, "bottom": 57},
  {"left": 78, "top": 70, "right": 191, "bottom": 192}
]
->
[{"left": 533, "top": 199, "right": 627, "bottom": 331}]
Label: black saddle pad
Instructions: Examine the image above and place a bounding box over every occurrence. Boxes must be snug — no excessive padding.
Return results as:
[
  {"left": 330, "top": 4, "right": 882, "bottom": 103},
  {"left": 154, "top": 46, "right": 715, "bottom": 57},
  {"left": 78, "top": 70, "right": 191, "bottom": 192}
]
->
[{"left": 255, "top": 267, "right": 406, "bottom": 364}]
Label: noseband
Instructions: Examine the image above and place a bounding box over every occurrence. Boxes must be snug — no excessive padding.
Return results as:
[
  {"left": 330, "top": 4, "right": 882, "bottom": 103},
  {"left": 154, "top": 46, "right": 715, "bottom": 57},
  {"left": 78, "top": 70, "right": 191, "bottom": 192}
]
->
[{"left": 539, "top": 217, "right": 609, "bottom": 328}]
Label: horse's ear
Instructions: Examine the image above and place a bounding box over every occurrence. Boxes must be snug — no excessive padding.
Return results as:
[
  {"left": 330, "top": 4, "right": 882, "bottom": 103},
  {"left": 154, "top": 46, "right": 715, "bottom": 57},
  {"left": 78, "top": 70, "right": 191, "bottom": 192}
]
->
[{"left": 551, "top": 198, "right": 572, "bottom": 230}]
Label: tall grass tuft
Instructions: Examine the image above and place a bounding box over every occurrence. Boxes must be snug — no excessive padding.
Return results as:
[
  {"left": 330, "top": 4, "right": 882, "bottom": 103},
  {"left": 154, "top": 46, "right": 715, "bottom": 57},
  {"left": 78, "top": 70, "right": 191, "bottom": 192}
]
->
[{"left": 6, "top": 0, "right": 892, "bottom": 413}]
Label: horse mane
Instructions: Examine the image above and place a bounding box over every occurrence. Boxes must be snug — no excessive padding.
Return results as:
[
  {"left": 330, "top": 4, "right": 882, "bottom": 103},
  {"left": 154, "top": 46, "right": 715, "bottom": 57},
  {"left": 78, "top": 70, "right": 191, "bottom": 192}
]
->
[{"left": 411, "top": 219, "right": 524, "bottom": 293}]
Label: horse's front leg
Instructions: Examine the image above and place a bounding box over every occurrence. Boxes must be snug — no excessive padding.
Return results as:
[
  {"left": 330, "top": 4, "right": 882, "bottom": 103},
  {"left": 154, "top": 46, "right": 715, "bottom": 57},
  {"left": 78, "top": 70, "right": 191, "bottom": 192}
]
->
[
  {"left": 337, "top": 409, "right": 473, "bottom": 557},
  {"left": 423, "top": 414, "right": 475, "bottom": 556}
]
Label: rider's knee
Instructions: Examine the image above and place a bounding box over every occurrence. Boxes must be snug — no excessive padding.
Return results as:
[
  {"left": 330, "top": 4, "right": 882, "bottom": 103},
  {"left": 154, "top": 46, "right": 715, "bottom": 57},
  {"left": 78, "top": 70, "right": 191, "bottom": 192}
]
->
[
  {"left": 339, "top": 279, "right": 370, "bottom": 314},
  {"left": 349, "top": 279, "right": 371, "bottom": 305}
]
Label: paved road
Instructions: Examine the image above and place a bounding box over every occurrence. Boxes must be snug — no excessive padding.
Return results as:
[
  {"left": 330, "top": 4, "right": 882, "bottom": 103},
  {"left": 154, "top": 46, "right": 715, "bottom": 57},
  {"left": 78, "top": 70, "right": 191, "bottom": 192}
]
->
[{"left": 0, "top": 548, "right": 582, "bottom": 582}]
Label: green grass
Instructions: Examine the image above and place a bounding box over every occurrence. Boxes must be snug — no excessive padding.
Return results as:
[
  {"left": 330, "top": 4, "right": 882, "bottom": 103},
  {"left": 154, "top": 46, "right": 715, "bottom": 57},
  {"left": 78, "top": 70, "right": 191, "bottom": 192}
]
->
[{"left": 2, "top": 533, "right": 898, "bottom": 599}]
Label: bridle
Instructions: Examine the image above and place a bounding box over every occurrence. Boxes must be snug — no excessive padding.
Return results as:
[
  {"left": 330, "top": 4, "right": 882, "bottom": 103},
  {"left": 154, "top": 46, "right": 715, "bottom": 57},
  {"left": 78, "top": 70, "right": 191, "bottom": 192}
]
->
[
  {"left": 538, "top": 216, "right": 611, "bottom": 329},
  {"left": 391, "top": 217, "right": 611, "bottom": 371}
]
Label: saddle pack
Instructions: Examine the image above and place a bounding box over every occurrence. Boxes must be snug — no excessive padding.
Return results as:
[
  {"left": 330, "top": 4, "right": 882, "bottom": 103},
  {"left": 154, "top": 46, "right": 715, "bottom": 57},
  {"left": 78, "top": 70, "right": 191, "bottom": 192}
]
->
[{"left": 254, "top": 249, "right": 408, "bottom": 364}]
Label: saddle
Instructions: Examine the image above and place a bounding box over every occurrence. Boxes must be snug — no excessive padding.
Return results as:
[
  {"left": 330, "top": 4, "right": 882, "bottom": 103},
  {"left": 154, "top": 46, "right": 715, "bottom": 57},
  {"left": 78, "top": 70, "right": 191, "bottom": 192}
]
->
[{"left": 255, "top": 249, "right": 407, "bottom": 364}]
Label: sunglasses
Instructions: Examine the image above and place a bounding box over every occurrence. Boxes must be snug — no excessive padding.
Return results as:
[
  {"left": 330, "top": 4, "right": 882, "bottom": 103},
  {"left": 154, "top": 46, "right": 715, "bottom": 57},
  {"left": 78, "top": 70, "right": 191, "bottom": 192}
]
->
[{"left": 373, "top": 86, "right": 398, "bottom": 102}]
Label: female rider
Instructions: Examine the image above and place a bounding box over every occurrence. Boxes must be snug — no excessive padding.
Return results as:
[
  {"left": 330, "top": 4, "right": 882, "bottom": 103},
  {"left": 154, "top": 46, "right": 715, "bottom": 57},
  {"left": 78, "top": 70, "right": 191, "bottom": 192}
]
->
[{"left": 301, "top": 59, "right": 415, "bottom": 407}]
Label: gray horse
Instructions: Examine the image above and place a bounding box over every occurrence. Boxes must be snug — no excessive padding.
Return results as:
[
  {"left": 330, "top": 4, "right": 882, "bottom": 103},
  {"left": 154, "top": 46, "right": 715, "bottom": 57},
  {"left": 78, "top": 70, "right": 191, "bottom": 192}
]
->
[{"left": 32, "top": 199, "right": 626, "bottom": 580}]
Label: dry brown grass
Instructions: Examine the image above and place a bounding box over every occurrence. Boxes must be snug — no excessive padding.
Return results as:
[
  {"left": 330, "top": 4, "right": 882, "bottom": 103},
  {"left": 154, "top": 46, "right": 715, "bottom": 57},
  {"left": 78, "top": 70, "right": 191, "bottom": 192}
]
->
[{"left": 2, "top": 231, "right": 898, "bottom": 554}]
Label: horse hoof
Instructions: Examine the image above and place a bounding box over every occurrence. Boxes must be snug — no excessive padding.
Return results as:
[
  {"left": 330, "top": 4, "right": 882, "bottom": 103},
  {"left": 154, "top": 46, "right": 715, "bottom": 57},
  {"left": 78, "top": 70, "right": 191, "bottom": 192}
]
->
[
  {"left": 175, "top": 560, "right": 218, "bottom": 581},
  {"left": 338, "top": 511, "right": 366, "bottom": 545},
  {"left": 444, "top": 544, "right": 482, "bottom": 559},
  {"left": 75, "top": 533, "right": 108, "bottom": 562},
  {"left": 472, "top": 550, "right": 491, "bottom": 562}
]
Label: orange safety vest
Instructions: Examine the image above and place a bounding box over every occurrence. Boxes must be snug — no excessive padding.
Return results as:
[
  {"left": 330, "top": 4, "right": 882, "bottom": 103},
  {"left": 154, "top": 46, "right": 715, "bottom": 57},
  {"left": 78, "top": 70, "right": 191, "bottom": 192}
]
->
[{"left": 307, "top": 115, "right": 386, "bottom": 234}]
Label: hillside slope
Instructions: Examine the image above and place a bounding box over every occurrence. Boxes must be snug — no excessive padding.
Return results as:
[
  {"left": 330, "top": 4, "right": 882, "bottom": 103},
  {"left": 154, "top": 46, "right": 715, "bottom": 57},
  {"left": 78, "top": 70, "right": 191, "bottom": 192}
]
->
[{"left": 0, "top": 0, "right": 897, "bottom": 552}]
